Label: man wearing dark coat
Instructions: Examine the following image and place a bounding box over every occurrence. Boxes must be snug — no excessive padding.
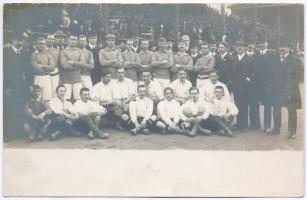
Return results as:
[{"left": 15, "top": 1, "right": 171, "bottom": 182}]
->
[
  {"left": 215, "top": 41, "right": 233, "bottom": 89},
  {"left": 3, "top": 33, "right": 33, "bottom": 141},
  {"left": 254, "top": 39, "right": 276, "bottom": 133},
  {"left": 229, "top": 39, "right": 254, "bottom": 132},
  {"left": 86, "top": 31, "right": 102, "bottom": 85},
  {"left": 269, "top": 42, "right": 302, "bottom": 139}
]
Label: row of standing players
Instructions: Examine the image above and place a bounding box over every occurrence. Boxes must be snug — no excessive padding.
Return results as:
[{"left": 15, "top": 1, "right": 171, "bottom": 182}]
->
[{"left": 3, "top": 33, "right": 303, "bottom": 142}]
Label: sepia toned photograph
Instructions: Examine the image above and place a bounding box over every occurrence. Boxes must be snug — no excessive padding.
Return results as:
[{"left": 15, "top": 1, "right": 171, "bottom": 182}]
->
[{"left": 2, "top": 1, "right": 305, "bottom": 197}]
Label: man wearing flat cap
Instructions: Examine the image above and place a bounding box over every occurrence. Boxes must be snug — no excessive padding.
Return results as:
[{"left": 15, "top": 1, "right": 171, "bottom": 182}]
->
[{"left": 99, "top": 34, "right": 123, "bottom": 79}]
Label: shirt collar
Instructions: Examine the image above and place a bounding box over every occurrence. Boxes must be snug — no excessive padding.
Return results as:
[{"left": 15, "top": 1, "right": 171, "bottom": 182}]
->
[
  {"left": 221, "top": 52, "right": 228, "bottom": 59},
  {"left": 140, "top": 50, "right": 149, "bottom": 53},
  {"left": 261, "top": 49, "right": 267, "bottom": 55},
  {"left": 177, "top": 51, "right": 188, "bottom": 56},
  {"left": 12, "top": 45, "right": 22, "bottom": 54},
  {"left": 89, "top": 43, "right": 96, "bottom": 49}
]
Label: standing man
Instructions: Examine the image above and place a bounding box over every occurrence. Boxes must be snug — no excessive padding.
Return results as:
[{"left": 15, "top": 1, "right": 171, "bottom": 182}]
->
[
  {"left": 121, "top": 39, "right": 142, "bottom": 82},
  {"left": 189, "top": 44, "right": 201, "bottom": 86},
  {"left": 46, "top": 34, "right": 61, "bottom": 97},
  {"left": 194, "top": 42, "right": 215, "bottom": 88},
  {"left": 99, "top": 34, "right": 122, "bottom": 79},
  {"left": 78, "top": 35, "right": 94, "bottom": 92},
  {"left": 4, "top": 33, "right": 32, "bottom": 141},
  {"left": 255, "top": 38, "right": 275, "bottom": 133},
  {"left": 60, "top": 34, "right": 85, "bottom": 100},
  {"left": 86, "top": 32, "right": 101, "bottom": 85},
  {"left": 138, "top": 39, "right": 153, "bottom": 79},
  {"left": 151, "top": 37, "right": 173, "bottom": 90},
  {"left": 31, "top": 37, "right": 55, "bottom": 101},
  {"left": 169, "top": 69, "right": 192, "bottom": 104},
  {"left": 269, "top": 41, "right": 302, "bottom": 138},
  {"left": 215, "top": 41, "right": 233, "bottom": 88},
  {"left": 171, "top": 40, "right": 193, "bottom": 81},
  {"left": 54, "top": 30, "right": 67, "bottom": 50},
  {"left": 229, "top": 39, "right": 254, "bottom": 132}
]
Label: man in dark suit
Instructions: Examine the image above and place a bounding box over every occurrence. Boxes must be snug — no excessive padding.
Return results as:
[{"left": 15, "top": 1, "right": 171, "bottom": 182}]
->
[
  {"left": 254, "top": 39, "right": 275, "bottom": 133},
  {"left": 215, "top": 41, "right": 233, "bottom": 88},
  {"left": 188, "top": 44, "right": 201, "bottom": 86},
  {"left": 269, "top": 42, "right": 302, "bottom": 138},
  {"left": 3, "top": 33, "right": 33, "bottom": 141},
  {"left": 245, "top": 42, "right": 260, "bottom": 130},
  {"left": 86, "top": 31, "right": 102, "bottom": 85},
  {"left": 229, "top": 39, "right": 254, "bottom": 132}
]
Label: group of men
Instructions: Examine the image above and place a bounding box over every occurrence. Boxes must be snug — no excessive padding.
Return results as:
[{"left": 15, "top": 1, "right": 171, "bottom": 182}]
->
[{"left": 3, "top": 30, "right": 303, "bottom": 142}]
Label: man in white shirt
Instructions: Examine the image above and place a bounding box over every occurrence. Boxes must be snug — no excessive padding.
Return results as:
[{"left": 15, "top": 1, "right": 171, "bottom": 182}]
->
[
  {"left": 156, "top": 87, "right": 188, "bottom": 134},
  {"left": 74, "top": 87, "right": 109, "bottom": 139},
  {"left": 202, "top": 86, "right": 238, "bottom": 137},
  {"left": 199, "top": 69, "right": 230, "bottom": 102},
  {"left": 113, "top": 68, "right": 137, "bottom": 130},
  {"left": 139, "top": 70, "right": 164, "bottom": 106},
  {"left": 124, "top": 85, "right": 157, "bottom": 135},
  {"left": 92, "top": 70, "right": 121, "bottom": 126},
  {"left": 180, "top": 87, "right": 212, "bottom": 137},
  {"left": 169, "top": 69, "right": 192, "bottom": 104},
  {"left": 48, "top": 85, "right": 81, "bottom": 140}
]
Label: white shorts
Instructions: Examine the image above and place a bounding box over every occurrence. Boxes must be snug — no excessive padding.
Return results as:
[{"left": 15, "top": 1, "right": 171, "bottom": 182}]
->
[
  {"left": 34, "top": 75, "right": 52, "bottom": 101},
  {"left": 81, "top": 75, "right": 93, "bottom": 91},
  {"left": 50, "top": 74, "right": 59, "bottom": 98},
  {"left": 64, "top": 83, "right": 82, "bottom": 100},
  {"left": 196, "top": 78, "right": 209, "bottom": 88},
  {"left": 154, "top": 78, "right": 170, "bottom": 91}
]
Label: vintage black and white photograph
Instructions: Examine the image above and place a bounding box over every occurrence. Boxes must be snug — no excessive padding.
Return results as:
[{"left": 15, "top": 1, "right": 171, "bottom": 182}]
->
[{"left": 2, "top": 1, "right": 305, "bottom": 197}]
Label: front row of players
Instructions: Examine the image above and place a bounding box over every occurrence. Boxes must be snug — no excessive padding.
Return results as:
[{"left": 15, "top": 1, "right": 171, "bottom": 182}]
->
[{"left": 23, "top": 79, "right": 238, "bottom": 142}]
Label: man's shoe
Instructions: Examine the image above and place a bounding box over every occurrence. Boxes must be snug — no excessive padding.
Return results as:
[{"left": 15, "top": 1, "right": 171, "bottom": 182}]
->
[
  {"left": 288, "top": 134, "right": 297, "bottom": 139},
  {"left": 142, "top": 129, "right": 150, "bottom": 135},
  {"left": 50, "top": 131, "right": 61, "bottom": 141},
  {"left": 130, "top": 128, "right": 138, "bottom": 135},
  {"left": 36, "top": 133, "right": 43, "bottom": 141},
  {"left": 263, "top": 128, "right": 271, "bottom": 133},
  {"left": 115, "top": 121, "right": 126, "bottom": 131},
  {"left": 198, "top": 127, "right": 212, "bottom": 136},
  {"left": 95, "top": 131, "right": 110, "bottom": 139},
  {"left": 268, "top": 129, "right": 280, "bottom": 135},
  {"left": 88, "top": 131, "right": 94, "bottom": 140}
]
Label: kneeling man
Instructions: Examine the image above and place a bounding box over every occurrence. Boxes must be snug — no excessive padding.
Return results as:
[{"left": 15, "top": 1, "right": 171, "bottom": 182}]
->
[
  {"left": 74, "top": 87, "right": 110, "bottom": 139},
  {"left": 123, "top": 85, "right": 157, "bottom": 135},
  {"left": 202, "top": 86, "right": 238, "bottom": 137},
  {"left": 156, "top": 87, "right": 188, "bottom": 134},
  {"left": 180, "top": 87, "right": 212, "bottom": 137},
  {"left": 23, "top": 85, "right": 51, "bottom": 142}
]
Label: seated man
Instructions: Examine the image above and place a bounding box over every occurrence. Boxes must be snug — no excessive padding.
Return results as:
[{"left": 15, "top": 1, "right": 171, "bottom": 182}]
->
[
  {"left": 92, "top": 70, "right": 121, "bottom": 127},
  {"left": 138, "top": 70, "right": 164, "bottom": 108},
  {"left": 113, "top": 68, "right": 137, "bottom": 130},
  {"left": 201, "top": 86, "right": 238, "bottom": 137},
  {"left": 156, "top": 87, "right": 188, "bottom": 134},
  {"left": 48, "top": 85, "right": 80, "bottom": 140},
  {"left": 122, "top": 85, "right": 157, "bottom": 135},
  {"left": 169, "top": 68, "right": 192, "bottom": 104},
  {"left": 181, "top": 87, "right": 212, "bottom": 137},
  {"left": 74, "top": 87, "right": 110, "bottom": 139},
  {"left": 199, "top": 69, "right": 230, "bottom": 102},
  {"left": 23, "top": 85, "right": 51, "bottom": 142}
]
